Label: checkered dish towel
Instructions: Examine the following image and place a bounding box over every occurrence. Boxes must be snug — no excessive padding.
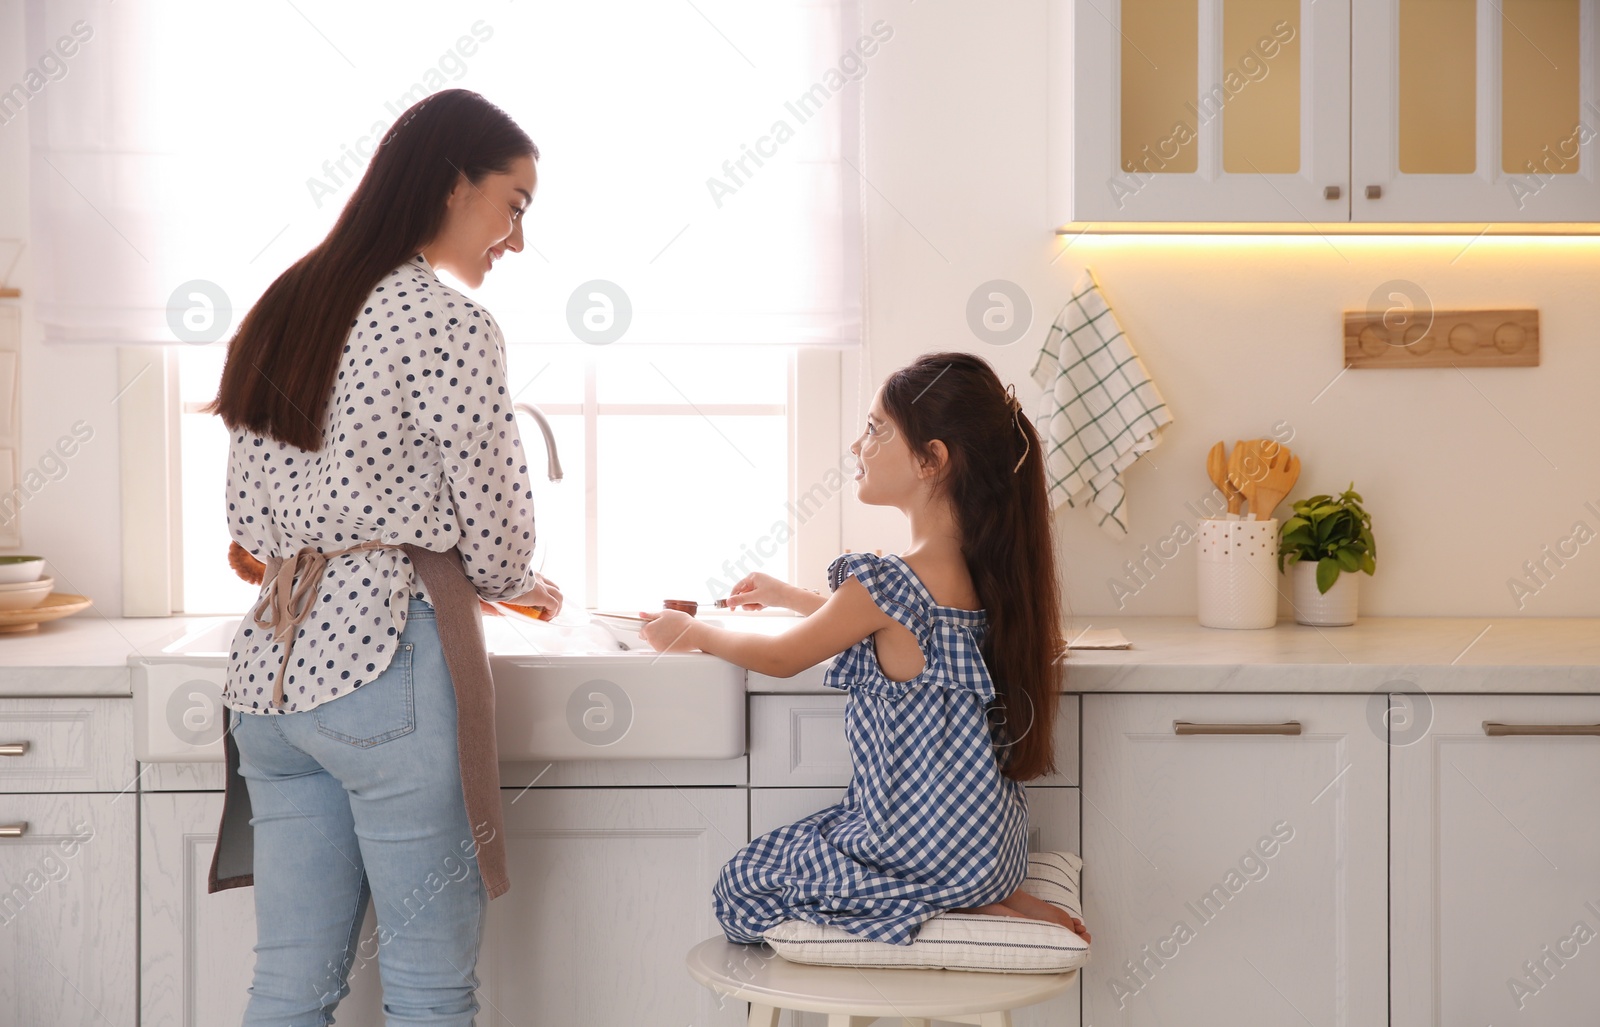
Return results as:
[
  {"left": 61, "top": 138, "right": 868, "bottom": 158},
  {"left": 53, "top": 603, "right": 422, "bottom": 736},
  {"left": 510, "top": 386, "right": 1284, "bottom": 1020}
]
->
[{"left": 1030, "top": 269, "right": 1172, "bottom": 538}]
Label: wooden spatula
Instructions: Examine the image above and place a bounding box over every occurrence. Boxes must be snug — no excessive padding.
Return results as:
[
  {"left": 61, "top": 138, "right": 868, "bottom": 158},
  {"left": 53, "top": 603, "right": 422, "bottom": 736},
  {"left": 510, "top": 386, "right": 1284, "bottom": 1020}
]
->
[
  {"left": 1225, "top": 440, "right": 1248, "bottom": 516},
  {"left": 1248, "top": 443, "right": 1300, "bottom": 521}
]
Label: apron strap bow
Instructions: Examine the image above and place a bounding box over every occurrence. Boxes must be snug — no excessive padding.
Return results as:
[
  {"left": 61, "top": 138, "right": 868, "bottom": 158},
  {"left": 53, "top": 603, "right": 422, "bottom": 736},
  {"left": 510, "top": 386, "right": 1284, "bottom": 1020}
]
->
[{"left": 250, "top": 540, "right": 398, "bottom": 708}]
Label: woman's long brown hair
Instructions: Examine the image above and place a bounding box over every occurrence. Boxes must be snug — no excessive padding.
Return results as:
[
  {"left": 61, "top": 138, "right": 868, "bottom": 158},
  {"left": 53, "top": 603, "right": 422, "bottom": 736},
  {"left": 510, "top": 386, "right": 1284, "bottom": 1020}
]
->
[
  {"left": 207, "top": 90, "right": 537, "bottom": 449},
  {"left": 881, "top": 352, "right": 1065, "bottom": 782}
]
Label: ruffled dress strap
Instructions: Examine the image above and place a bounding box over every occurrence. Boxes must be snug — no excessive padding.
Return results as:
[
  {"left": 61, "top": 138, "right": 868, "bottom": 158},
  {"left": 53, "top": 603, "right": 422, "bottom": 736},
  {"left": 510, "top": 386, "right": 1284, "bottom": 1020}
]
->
[{"left": 824, "top": 552, "right": 997, "bottom": 702}]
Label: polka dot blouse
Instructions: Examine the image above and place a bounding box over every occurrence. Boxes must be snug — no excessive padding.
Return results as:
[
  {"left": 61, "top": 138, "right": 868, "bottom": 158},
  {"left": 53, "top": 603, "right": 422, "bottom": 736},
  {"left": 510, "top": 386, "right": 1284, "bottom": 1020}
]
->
[{"left": 224, "top": 254, "right": 538, "bottom": 715}]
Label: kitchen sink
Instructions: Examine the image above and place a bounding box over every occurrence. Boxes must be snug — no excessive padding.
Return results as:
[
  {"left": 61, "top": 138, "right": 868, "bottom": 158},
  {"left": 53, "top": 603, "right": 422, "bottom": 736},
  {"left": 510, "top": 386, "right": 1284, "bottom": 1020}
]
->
[{"left": 133, "top": 613, "right": 760, "bottom": 763}]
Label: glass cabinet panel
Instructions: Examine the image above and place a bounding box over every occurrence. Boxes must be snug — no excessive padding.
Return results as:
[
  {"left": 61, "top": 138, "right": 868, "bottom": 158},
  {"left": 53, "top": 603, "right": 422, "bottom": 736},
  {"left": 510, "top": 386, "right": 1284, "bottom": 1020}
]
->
[
  {"left": 1398, "top": 0, "right": 1476, "bottom": 173},
  {"left": 1121, "top": 0, "right": 1199, "bottom": 174},
  {"left": 1221, "top": 0, "right": 1301, "bottom": 173},
  {"left": 1501, "top": 0, "right": 1580, "bottom": 175}
]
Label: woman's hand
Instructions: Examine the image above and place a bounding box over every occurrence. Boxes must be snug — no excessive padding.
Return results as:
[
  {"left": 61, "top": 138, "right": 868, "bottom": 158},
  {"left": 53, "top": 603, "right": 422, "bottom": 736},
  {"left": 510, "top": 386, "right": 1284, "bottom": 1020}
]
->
[
  {"left": 505, "top": 574, "right": 563, "bottom": 617},
  {"left": 723, "top": 572, "right": 824, "bottom": 615},
  {"left": 638, "top": 609, "right": 701, "bottom": 652}
]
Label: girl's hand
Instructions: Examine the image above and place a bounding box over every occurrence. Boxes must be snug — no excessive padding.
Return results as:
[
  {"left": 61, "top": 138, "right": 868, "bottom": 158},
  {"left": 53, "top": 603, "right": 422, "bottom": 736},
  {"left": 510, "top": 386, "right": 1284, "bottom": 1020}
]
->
[
  {"left": 505, "top": 574, "right": 563, "bottom": 617},
  {"left": 724, "top": 572, "right": 826, "bottom": 616},
  {"left": 722, "top": 572, "right": 794, "bottom": 611},
  {"left": 638, "top": 609, "right": 700, "bottom": 652}
]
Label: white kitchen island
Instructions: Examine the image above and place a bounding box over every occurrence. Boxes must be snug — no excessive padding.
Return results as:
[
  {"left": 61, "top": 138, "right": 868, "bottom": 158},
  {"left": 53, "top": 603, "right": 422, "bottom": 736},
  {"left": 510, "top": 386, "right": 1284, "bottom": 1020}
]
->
[{"left": 1, "top": 614, "right": 1598, "bottom": 1025}]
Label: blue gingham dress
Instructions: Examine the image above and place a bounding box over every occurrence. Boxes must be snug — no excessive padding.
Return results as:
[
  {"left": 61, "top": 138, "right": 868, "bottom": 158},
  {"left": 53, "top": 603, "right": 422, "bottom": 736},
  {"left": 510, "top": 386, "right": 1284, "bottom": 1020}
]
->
[{"left": 713, "top": 552, "right": 1030, "bottom": 946}]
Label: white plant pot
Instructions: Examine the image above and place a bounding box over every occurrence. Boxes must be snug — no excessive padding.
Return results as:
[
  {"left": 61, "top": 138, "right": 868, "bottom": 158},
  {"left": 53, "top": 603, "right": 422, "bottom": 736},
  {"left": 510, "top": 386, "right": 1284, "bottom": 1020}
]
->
[
  {"left": 1291, "top": 559, "right": 1360, "bottom": 626},
  {"left": 1197, "top": 518, "right": 1280, "bottom": 629}
]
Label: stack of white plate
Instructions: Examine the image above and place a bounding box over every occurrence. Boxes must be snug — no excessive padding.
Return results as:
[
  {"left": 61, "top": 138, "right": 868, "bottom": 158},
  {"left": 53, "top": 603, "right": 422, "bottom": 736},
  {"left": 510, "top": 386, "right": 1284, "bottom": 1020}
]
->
[{"left": 0, "top": 576, "right": 52, "bottom": 611}]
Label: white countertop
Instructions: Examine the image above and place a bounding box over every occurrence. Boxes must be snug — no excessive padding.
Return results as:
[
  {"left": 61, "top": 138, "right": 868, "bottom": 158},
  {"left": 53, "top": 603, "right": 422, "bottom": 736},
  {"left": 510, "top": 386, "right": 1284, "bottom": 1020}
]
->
[
  {"left": 0, "top": 613, "right": 216, "bottom": 695},
  {"left": 1046, "top": 615, "right": 1600, "bottom": 692},
  {"left": 1, "top": 612, "right": 1599, "bottom": 696}
]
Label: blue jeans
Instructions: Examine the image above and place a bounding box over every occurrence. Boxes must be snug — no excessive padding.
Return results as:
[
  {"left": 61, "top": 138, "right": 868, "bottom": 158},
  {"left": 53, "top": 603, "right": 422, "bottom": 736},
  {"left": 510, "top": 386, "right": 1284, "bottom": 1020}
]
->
[{"left": 231, "top": 599, "right": 488, "bottom": 1026}]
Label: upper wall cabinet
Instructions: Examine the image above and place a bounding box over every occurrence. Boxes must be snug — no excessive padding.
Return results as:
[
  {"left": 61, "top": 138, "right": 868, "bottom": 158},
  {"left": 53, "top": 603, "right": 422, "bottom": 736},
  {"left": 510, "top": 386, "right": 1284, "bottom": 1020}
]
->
[
  {"left": 1050, "top": 0, "right": 1600, "bottom": 224},
  {"left": 1353, "top": 0, "right": 1600, "bottom": 221}
]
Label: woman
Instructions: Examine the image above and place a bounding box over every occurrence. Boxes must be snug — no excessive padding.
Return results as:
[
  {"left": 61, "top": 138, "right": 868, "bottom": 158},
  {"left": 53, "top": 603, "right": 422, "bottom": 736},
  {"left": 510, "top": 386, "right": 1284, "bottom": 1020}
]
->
[{"left": 205, "top": 89, "right": 559, "bottom": 1026}]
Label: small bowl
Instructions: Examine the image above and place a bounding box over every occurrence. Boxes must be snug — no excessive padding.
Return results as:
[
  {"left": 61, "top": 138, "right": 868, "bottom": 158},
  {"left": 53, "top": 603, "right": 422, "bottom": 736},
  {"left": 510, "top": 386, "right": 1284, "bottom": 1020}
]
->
[
  {"left": 0, "top": 557, "right": 45, "bottom": 584},
  {"left": 0, "top": 578, "right": 52, "bottom": 610},
  {"left": 662, "top": 599, "right": 699, "bottom": 617}
]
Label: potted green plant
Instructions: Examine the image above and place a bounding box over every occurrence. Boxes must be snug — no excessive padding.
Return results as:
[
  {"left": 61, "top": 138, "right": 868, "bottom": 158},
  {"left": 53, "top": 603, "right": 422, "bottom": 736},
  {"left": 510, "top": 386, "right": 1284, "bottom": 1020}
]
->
[{"left": 1277, "top": 483, "right": 1376, "bottom": 626}]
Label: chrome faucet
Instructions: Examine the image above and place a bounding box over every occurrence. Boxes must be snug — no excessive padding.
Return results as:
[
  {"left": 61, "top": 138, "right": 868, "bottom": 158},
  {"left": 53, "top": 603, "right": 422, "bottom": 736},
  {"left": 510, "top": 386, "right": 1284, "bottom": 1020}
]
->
[{"left": 514, "top": 402, "right": 564, "bottom": 482}]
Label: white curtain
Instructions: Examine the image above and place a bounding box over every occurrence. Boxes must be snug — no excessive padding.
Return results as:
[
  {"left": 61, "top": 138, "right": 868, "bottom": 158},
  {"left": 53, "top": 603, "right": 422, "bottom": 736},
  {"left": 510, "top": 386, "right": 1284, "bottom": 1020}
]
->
[{"left": 24, "top": 0, "right": 865, "bottom": 346}]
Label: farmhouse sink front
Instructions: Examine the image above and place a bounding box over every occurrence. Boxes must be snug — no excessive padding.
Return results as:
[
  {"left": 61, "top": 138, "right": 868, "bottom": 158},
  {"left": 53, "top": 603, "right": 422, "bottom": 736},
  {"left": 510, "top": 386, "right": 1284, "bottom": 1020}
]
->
[{"left": 133, "top": 616, "right": 747, "bottom": 764}]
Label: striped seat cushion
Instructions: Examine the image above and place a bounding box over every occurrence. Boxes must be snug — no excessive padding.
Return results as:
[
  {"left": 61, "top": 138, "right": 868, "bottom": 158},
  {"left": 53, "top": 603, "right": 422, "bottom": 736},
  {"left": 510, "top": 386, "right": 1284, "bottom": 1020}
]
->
[{"left": 761, "top": 851, "right": 1088, "bottom": 974}]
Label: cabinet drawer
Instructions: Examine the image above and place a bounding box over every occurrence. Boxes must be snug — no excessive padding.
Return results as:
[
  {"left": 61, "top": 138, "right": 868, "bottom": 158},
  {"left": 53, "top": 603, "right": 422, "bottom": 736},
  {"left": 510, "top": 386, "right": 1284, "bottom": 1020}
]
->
[
  {"left": 0, "top": 792, "right": 137, "bottom": 1024},
  {"left": 0, "top": 698, "right": 136, "bottom": 793},
  {"left": 750, "top": 694, "right": 1079, "bottom": 787}
]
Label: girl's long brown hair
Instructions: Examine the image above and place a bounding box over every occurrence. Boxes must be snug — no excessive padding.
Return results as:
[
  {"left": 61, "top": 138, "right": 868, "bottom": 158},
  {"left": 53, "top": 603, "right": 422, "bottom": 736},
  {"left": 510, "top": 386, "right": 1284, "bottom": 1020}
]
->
[
  {"left": 208, "top": 90, "right": 537, "bottom": 449},
  {"left": 881, "top": 352, "right": 1065, "bottom": 782}
]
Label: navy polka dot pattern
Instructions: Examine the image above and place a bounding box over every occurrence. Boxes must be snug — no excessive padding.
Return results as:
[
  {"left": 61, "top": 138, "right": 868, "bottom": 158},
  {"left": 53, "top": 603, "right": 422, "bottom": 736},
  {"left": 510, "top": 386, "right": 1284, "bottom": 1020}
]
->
[{"left": 224, "top": 254, "right": 538, "bottom": 715}]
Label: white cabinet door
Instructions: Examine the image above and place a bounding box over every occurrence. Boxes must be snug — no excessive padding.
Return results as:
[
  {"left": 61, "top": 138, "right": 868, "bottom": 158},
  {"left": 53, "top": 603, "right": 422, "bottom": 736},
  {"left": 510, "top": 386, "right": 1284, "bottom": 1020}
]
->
[
  {"left": 1082, "top": 694, "right": 1386, "bottom": 1027},
  {"left": 1392, "top": 694, "right": 1600, "bottom": 1026},
  {"left": 482, "top": 787, "right": 747, "bottom": 1027},
  {"left": 1352, "top": 0, "right": 1600, "bottom": 221},
  {"left": 750, "top": 787, "right": 846, "bottom": 840},
  {"left": 0, "top": 792, "right": 135, "bottom": 1026},
  {"left": 1053, "top": 0, "right": 1351, "bottom": 223},
  {"left": 140, "top": 792, "right": 385, "bottom": 1026}
]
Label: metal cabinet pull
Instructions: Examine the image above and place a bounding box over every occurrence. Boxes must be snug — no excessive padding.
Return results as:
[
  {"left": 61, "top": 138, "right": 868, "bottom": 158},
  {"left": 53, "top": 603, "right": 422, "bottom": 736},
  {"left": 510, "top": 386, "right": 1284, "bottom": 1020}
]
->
[
  {"left": 0, "top": 822, "right": 27, "bottom": 838},
  {"left": 1174, "top": 721, "right": 1302, "bottom": 736},
  {"left": 1324, "top": 185, "right": 1341, "bottom": 200},
  {"left": 0, "top": 742, "right": 29, "bottom": 757},
  {"left": 1365, "top": 184, "right": 1383, "bottom": 199},
  {"left": 1483, "top": 721, "right": 1600, "bottom": 737}
]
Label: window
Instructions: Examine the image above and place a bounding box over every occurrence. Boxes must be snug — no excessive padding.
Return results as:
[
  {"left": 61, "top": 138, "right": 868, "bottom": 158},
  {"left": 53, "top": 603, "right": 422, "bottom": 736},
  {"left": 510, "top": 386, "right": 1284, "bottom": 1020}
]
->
[
  {"left": 39, "top": 0, "right": 868, "bottom": 613},
  {"left": 178, "top": 343, "right": 820, "bottom": 614}
]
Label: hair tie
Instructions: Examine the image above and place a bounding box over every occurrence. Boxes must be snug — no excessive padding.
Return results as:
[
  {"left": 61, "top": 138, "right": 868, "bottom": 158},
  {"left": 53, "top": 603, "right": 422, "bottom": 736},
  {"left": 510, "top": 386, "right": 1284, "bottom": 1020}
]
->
[{"left": 1004, "top": 384, "right": 1029, "bottom": 474}]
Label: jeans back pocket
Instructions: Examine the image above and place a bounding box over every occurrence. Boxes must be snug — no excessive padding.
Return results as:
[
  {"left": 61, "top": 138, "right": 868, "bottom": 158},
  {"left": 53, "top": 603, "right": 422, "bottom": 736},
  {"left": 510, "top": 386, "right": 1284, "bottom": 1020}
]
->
[{"left": 314, "top": 643, "right": 417, "bottom": 748}]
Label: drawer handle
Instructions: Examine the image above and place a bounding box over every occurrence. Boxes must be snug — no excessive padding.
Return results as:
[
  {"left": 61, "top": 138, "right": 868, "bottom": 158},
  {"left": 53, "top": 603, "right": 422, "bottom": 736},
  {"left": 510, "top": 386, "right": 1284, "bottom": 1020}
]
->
[
  {"left": 1174, "top": 721, "right": 1302, "bottom": 736},
  {"left": 0, "top": 742, "right": 27, "bottom": 757},
  {"left": 1483, "top": 721, "right": 1600, "bottom": 737},
  {"left": 0, "top": 822, "right": 27, "bottom": 838}
]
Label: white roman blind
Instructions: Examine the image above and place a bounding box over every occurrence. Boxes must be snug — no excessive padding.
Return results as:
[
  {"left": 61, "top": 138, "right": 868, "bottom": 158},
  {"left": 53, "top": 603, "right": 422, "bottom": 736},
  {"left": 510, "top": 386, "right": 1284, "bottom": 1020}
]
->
[{"left": 23, "top": 0, "right": 868, "bottom": 347}]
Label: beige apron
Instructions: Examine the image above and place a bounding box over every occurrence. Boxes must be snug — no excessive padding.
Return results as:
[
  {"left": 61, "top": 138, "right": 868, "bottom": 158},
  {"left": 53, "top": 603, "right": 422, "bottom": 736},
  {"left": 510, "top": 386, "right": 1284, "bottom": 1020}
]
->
[{"left": 208, "top": 542, "right": 511, "bottom": 899}]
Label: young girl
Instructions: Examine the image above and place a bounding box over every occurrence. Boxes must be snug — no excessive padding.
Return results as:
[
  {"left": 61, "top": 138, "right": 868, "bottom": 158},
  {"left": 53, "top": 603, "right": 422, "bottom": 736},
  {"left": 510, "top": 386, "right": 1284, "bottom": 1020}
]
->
[{"left": 639, "top": 352, "right": 1089, "bottom": 947}]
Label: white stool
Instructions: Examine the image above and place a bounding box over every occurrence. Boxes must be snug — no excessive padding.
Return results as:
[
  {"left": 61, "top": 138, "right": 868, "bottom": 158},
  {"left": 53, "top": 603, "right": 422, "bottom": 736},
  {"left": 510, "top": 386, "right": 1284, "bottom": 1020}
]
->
[{"left": 686, "top": 937, "right": 1078, "bottom": 1027}]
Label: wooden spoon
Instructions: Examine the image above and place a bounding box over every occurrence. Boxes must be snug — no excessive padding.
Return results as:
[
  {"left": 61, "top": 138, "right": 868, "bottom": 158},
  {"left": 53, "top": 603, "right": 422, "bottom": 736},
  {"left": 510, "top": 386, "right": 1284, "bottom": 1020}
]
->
[{"left": 1206, "top": 441, "right": 1240, "bottom": 513}]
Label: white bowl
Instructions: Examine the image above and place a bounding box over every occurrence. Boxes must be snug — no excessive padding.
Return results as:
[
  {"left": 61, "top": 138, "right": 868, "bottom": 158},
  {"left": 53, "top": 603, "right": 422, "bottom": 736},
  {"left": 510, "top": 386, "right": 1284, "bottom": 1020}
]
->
[
  {"left": 0, "top": 578, "right": 51, "bottom": 610},
  {"left": 0, "top": 557, "right": 45, "bottom": 584}
]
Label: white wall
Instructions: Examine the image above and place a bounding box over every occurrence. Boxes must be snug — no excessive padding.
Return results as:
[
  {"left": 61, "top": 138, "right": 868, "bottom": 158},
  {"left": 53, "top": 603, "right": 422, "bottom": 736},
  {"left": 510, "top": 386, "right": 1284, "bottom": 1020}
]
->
[
  {"left": 0, "top": 0, "right": 125, "bottom": 615},
  {"left": 4, "top": 0, "right": 1600, "bottom": 619},
  {"left": 851, "top": 0, "right": 1600, "bottom": 618}
]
